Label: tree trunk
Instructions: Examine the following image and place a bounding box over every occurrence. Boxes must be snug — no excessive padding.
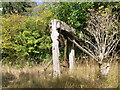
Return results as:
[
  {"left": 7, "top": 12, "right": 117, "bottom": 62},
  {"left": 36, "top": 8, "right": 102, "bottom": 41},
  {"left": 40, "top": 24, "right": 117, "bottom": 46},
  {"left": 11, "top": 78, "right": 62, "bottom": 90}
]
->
[
  {"left": 51, "top": 20, "right": 61, "bottom": 76},
  {"left": 99, "top": 62, "right": 110, "bottom": 77},
  {"left": 69, "top": 43, "right": 75, "bottom": 72}
]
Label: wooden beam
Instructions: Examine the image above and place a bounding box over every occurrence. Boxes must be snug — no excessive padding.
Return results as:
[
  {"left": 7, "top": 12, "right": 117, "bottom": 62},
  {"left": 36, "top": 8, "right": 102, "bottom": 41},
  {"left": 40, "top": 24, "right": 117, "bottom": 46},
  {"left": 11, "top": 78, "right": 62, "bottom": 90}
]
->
[
  {"left": 43, "top": 59, "right": 52, "bottom": 71},
  {"left": 50, "top": 19, "right": 76, "bottom": 36},
  {"left": 62, "top": 39, "right": 68, "bottom": 67},
  {"left": 68, "top": 37, "right": 98, "bottom": 61}
]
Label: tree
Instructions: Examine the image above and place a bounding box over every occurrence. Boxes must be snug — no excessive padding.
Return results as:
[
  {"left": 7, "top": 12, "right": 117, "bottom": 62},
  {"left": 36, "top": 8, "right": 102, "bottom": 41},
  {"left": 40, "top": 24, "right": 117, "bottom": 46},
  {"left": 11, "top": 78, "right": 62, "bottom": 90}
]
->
[
  {"left": 69, "top": 7, "right": 119, "bottom": 76},
  {"left": 2, "top": 2, "right": 35, "bottom": 15},
  {"left": 2, "top": 5, "right": 55, "bottom": 65}
]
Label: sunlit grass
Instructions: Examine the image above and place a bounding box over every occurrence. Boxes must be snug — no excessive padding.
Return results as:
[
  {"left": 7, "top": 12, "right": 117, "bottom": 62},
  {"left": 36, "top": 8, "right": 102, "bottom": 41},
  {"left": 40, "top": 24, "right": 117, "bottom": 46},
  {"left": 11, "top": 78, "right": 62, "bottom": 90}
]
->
[{"left": 2, "top": 61, "right": 118, "bottom": 88}]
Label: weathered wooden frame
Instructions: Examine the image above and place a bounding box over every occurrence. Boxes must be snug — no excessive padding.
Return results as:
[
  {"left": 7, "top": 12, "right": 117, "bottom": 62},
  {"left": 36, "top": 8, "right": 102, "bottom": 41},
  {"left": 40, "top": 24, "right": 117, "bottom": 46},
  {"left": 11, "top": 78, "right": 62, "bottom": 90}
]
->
[{"left": 50, "top": 19, "right": 76, "bottom": 76}]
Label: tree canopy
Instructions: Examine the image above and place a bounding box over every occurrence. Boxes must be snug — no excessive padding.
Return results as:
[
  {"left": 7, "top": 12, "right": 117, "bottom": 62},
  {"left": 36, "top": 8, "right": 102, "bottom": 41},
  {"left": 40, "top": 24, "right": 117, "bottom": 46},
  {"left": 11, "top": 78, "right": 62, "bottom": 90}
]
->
[{"left": 2, "top": 2, "right": 35, "bottom": 15}]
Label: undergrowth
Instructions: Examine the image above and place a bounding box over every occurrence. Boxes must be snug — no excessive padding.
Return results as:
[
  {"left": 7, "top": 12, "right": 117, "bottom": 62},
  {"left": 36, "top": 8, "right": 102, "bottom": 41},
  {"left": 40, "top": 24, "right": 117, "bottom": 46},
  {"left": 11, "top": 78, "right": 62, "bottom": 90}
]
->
[{"left": 2, "top": 61, "right": 118, "bottom": 88}]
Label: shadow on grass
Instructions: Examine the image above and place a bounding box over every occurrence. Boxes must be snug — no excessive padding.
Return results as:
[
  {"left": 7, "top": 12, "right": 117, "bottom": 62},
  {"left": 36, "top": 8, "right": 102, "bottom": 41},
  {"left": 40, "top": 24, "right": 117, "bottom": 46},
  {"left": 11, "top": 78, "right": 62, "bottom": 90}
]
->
[
  {"left": 46, "top": 74, "right": 97, "bottom": 88},
  {"left": 2, "top": 72, "right": 97, "bottom": 88},
  {"left": 2, "top": 72, "right": 16, "bottom": 87}
]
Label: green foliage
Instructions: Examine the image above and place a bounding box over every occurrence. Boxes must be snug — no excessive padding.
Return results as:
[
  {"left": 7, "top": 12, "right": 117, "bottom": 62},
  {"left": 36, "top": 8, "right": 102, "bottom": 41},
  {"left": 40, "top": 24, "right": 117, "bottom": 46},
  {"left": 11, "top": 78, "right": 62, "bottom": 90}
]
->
[
  {"left": 49, "top": 2, "right": 94, "bottom": 37},
  {"left": 2, "top": 6, "right": 54, "bottom": 65},
  {"left": 51, "top": 2, "right": 93, "bottom": 29},
  {"left": 14, "top": 16, "right": 52, "bottom": 60},
  {"left": 2, "top": 2, "right": 35, "bottom": 15},
  {"left": 2, "top": 15, "right": 26, "bottom": 62}
]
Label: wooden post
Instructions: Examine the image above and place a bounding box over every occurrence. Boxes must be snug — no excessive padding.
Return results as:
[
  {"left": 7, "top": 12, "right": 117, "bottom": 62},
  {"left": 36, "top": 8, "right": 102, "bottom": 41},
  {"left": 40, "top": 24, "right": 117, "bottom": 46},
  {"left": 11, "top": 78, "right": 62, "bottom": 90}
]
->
[
  {"left": 51, "top": 20, "right": 61, "bottom": 76},
  {"left": 69, "top": 43, "right": 75, "bottom": 72},
  {"left": 64, "top": 39, "right": 67, "bottom": 61},
  {"left": 62, "top": 39, "right": 68, "bottom": 67}
]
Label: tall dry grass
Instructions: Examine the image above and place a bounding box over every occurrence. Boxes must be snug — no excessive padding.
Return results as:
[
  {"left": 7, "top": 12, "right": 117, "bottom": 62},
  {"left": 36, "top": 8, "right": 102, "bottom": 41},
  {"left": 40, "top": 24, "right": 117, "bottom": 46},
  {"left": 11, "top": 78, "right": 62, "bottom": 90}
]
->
[{"left": 2, "top": 60, "right": 118, "bottom": 88}]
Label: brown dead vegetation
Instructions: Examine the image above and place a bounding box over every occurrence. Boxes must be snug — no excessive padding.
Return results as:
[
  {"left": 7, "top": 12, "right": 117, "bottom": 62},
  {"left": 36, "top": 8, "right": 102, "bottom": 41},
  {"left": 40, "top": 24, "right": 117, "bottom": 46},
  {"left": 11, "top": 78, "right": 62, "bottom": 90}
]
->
[{"left": 2, "top": 59, "right": 118, "bottom": 88}]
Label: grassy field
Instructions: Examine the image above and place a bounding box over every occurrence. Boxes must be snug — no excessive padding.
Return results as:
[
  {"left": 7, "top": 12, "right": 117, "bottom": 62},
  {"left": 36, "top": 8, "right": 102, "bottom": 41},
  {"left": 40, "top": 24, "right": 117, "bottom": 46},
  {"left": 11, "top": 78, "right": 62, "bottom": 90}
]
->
[{"left": 2, "top": 61, "right": 118, "bottom": 88}]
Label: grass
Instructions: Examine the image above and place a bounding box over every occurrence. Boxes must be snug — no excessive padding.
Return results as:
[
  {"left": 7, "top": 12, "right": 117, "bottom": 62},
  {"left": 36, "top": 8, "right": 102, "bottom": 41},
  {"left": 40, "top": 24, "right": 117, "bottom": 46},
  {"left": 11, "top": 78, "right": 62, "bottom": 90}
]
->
[{"left": 2, "top": 60, "right": 118, "bottom": 88}]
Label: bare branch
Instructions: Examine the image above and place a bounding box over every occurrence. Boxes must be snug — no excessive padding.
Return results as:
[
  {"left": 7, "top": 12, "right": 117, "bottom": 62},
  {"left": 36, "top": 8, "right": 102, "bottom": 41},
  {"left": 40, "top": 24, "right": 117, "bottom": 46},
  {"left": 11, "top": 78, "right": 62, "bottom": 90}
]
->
[
  {"left": 68, "top": 37, "right": 98, "bottom": 61},
  {"left": 81, "top": 37, "right": 98, "bottom": 50},
  {"left": 106, "top": 39, "right": 120, "bottom": 55}
]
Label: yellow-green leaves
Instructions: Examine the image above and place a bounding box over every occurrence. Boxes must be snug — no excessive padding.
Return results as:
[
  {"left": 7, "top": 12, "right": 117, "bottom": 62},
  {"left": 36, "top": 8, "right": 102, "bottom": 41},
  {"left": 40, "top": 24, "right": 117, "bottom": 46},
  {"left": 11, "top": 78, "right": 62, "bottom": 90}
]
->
[
  {"left": 2, "top": 8, "right": 53, "bottom": 64},
  {"left": 105, "top": 8, "right": 110, "bottom": 12},
  {"left": 99, "top": 6, "right": 104, "bottom": 9}
]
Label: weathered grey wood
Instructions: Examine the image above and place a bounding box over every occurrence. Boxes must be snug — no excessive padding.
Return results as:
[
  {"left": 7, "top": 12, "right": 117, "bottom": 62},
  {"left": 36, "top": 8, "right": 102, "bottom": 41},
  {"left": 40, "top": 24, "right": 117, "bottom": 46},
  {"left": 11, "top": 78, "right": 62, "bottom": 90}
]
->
[
  {"left": 51, "top": 20, "right": 61, "bottom": 76},
  {"left": 50, "top": 19, "right": 76, "bottom": 75},
  {"left": 99, "top": 62, "right": 110, "bottom": 76},
  {"left": 43, "top": 59, "right": 52, "bottom": 71},
  {"left": 50, "top": 19, "right": 76, "bottom": 35},
  {"left": 69, "top": 43, "right": 75, "bottom": 71}
]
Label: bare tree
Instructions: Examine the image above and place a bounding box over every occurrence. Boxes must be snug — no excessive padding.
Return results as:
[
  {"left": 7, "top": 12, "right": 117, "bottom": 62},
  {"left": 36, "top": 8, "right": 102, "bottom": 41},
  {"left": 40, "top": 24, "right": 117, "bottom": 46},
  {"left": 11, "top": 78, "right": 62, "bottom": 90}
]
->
[{"left": 69, "top": 8, "right": 119, "bottom": 76}]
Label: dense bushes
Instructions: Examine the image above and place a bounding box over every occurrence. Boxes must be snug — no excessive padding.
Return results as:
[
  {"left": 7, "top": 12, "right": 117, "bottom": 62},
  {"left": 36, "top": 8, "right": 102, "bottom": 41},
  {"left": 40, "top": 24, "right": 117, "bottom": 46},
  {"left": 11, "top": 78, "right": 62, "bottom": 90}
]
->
[{"left": 2, "top": 9, "right": 54, "bottom": 65}]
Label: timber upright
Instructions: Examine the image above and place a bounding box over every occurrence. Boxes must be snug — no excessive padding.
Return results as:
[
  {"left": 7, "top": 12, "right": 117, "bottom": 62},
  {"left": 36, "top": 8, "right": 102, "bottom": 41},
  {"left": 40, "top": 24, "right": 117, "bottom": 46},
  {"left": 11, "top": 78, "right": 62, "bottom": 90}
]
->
[{"left": 51, "top": 20, "right": 61, "bottom": 76}]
